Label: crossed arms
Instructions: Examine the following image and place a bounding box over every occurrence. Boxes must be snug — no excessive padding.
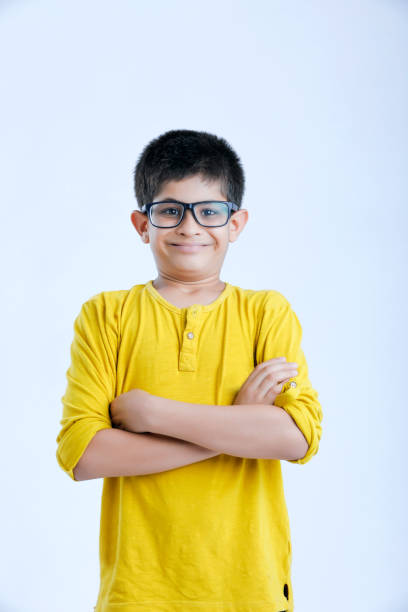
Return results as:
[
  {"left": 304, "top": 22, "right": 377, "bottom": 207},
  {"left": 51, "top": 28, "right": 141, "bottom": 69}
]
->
[
  {"left": 73, "top": 389, "right": 308, "bottom": 481},
  {"left": 60, "top": 296, "right": 322, "bottom": 482}
]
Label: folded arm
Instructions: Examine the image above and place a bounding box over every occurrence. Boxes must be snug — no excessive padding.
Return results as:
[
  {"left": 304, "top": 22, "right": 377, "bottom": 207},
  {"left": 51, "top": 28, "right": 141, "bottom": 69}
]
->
[
  {"left": 110, "top": 388, "right": 308, "bottom": 461},
  {"left": 143, "top": 395, "right": 308, "bottom": 460},
  {"left": 56, "top": 297, "right": 219, "bottom": 482},
  {"left": 73, "top": 429, "right": 219, "bottom": 481}
]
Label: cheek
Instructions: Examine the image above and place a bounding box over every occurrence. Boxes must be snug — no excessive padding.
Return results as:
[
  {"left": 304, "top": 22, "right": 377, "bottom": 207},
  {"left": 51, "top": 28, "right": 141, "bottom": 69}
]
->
[
  {"left": 151, "top": 234, "right": 168, "bottom": 249},
  {"left": 211, "top": 230, "right": 228, "bottom": 244}
]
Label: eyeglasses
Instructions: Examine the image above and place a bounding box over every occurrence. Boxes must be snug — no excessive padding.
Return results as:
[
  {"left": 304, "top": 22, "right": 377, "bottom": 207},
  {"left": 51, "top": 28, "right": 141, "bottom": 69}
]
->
[{"left": 139, "top": 199, "right": 239, "bottom": 228}]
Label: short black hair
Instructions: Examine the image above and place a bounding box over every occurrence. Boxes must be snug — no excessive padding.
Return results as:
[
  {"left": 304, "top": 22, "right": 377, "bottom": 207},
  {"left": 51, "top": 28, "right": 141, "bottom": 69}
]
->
[{"left": 133, "top": 129, "right": 245, "bottom": 210}]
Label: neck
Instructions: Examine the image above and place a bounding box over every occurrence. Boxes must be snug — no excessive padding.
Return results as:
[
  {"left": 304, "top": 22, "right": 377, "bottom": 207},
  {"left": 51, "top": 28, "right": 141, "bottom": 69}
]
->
[{"left": 152, "top": 272, "right": 225, "bottom": 295}]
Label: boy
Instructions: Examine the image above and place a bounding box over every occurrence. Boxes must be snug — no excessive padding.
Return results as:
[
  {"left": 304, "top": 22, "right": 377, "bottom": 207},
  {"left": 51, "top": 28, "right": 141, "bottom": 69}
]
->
[{"left": 56, "top": 129, "right": 323, "bottom": 612}]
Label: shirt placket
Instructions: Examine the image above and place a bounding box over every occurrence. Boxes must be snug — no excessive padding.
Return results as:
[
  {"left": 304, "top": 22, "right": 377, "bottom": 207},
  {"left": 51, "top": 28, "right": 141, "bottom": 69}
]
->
[{"left": 178, "top": 305, "right": 203, "bottom": 372}]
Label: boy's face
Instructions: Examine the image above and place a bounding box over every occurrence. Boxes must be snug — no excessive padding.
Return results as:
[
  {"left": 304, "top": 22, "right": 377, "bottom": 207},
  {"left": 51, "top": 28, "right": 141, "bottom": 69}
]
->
[{"left": 131, "top": 174, "right": 248, "bottom": 282}]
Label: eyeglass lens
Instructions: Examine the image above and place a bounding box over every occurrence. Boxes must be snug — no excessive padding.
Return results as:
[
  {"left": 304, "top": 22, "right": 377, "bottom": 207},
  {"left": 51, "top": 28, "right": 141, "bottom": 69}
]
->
[{"left": 150, "top": 202, "right": 229, "bottom": 227}]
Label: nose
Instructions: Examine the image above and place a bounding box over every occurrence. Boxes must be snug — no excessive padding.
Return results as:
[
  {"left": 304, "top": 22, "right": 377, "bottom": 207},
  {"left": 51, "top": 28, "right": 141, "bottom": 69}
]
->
[{"left": 177, "top": 208, "right": 202, "bottom": 231}]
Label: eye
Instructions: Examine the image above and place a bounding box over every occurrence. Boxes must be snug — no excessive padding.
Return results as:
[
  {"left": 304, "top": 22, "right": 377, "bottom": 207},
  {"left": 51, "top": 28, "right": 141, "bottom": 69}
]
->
[
  {"left": 160, "top": 207, "right": 179, "bottom": 216},
  {"left": 201, "top": 208, "right": 218, "bottom": 216}
]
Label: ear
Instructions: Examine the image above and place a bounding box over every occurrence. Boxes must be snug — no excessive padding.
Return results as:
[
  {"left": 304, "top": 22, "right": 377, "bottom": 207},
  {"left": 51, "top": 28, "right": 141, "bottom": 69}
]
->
[
  {"left": 131, "top": 210, "right": 150, "bottom": 243},
  {"left": 228, "top": 209, "right": 249, "bottom": 243}
]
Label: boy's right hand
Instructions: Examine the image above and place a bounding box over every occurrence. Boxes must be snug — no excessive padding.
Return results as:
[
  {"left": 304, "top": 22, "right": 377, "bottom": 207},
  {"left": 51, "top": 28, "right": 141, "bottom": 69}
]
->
[{"left": 232, "top": 357, "right": 298, "bottom": 406}]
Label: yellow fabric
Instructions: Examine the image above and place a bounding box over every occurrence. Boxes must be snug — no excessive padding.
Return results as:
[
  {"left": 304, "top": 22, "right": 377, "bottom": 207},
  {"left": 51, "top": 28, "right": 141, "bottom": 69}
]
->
[{"left": 56, "top": 279, "right": 323, "bottom": 612}]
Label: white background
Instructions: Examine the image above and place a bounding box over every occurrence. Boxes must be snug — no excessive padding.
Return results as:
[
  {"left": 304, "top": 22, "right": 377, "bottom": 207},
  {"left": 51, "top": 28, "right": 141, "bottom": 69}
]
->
[{"left": 1, "top": 1, "right": 407, "bottom": 610}]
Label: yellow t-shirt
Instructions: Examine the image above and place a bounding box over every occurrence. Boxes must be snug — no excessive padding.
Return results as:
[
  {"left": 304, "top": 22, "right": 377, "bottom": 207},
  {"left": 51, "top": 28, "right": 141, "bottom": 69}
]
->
[{"left": 56, "top": 279, "right": 323, "bottom": 612}]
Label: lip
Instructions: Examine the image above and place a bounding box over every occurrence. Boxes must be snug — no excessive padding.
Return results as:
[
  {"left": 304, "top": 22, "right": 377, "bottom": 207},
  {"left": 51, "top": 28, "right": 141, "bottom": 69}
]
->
[{"left": 169, "top": 244, "right": 210, "bottom": 252}]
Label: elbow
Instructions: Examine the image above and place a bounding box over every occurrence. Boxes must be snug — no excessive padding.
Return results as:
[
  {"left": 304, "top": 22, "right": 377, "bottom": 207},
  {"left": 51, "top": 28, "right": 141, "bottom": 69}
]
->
[
  {"left": 72, "top": 448, "right": 96, "bottom": 481},
  {"left": 72, "top": 459, "right": 87, "bottom": 481},
  {"left": 57, "top": 425, "right": 111, "bottom": 482},
  {"left": 293, "top": 433, "right": 309, "bottom": 461},
  {"left": 287, "top": 425, "right": 321, "bottom": 464},
  {"left": 56, "top": 448, "right": 86, "bottom": 482},
  {"left": 287, "top": 426, "right": 310, "bottom": 462}
]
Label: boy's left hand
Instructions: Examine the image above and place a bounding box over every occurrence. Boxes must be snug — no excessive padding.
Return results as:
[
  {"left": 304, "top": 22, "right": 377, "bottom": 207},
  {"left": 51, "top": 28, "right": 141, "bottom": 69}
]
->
[{"left": 109, "top": 388, "right": 153, "bottom": 433}]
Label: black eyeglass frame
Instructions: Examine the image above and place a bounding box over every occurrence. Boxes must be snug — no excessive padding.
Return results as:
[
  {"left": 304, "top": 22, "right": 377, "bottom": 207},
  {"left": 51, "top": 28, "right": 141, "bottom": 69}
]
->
[{"left": 139, "top": 200, "right": 239, "bottom": 228}]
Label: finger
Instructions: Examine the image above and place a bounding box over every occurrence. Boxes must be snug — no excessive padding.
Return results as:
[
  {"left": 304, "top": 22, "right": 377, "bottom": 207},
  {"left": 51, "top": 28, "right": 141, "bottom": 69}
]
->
[
  {"left": 254, "top": 360, "right": 298, "bottom": 383},
  {"left": 251, "top": 363, "right": 298, "bottom": 389},
  {"left": 263, "top": 380, "right": 290, "bottom": 403},
  {"left": 247, "top": 357, "right": 286, "bottom": 380},
  {"left": 257, "top": 357, "right": 298, "bottom": 370},
  {"left": 264, "top": 374, "right": 292, "bottom": 392},
  {"left": 239, "top": 359, "right": 297, "bottom": 395},
  {"left": 257, "top": 369, "right": 298, "bottom": 398},
  {"left": 257, "top": 356, "right": 287, "bottom": 369},
  {"left": 258, "top": 375, "right": 282, "bottom": 397}
]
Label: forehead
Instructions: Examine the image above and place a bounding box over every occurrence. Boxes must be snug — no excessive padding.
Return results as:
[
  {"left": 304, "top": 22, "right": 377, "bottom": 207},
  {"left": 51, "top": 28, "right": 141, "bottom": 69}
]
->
[{"left": 154, "top": 174, "right": 226, "bottom": 202}]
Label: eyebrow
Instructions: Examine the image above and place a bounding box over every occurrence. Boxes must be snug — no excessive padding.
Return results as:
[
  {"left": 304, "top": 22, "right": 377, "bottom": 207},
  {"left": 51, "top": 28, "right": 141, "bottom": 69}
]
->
[
  {"left": 155, "top": 198, "right": 226, "bottom": 204},
  {"left": 156, "top": 198, "right": 184, "bottom": 203}
]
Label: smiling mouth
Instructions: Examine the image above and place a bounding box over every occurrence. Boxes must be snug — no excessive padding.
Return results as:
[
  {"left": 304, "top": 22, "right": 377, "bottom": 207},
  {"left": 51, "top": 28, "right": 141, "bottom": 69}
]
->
[{"left": 168, "top": 243, "right": 211, "bottom": 252}]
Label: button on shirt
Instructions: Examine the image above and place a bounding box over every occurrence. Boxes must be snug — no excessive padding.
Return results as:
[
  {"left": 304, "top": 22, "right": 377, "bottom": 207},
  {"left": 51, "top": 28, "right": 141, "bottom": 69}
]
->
[{"left": 56, "top": 279, "right": 323, "bottom": 611}]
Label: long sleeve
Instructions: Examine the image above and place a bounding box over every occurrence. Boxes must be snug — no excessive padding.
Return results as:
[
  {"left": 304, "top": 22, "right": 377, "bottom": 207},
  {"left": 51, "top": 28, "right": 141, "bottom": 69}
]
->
[
  {"left": 255, "top": 292, "right": 323, "bottom": 464},
  {"left": 56, "top": 293, "right": 119, "bottom": 480}
]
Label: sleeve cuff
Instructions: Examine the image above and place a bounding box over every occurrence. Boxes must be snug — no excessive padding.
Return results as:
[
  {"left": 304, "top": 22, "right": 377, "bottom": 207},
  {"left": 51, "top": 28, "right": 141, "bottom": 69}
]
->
[
  {"left": 274, "top": 383, "right": 322, "bottom": 465},
  {"left": 56, "top": 418, "right": 112, "bottom": 481}
]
